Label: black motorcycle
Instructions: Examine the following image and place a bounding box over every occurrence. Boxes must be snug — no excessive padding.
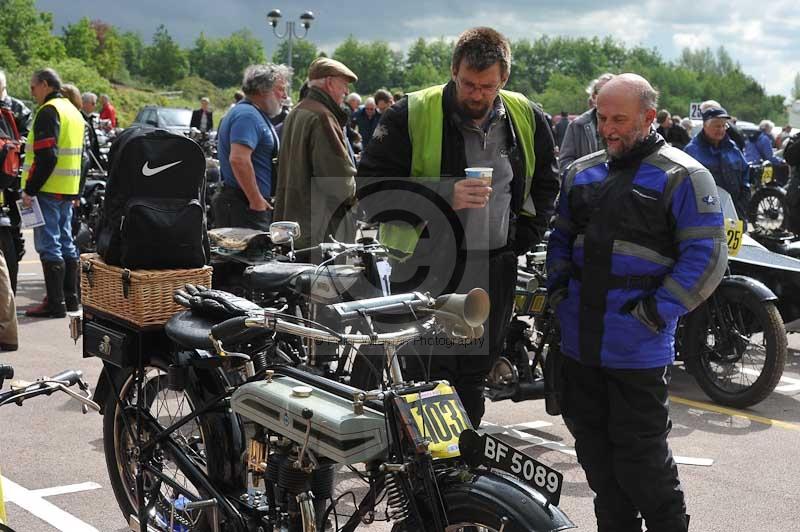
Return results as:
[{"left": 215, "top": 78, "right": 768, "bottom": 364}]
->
[
  {"left": 748, "top": 161, "right": 791, "bottom": 232},
  {"left": 77, "top": 284, "right": 574, "bottom": 532}
]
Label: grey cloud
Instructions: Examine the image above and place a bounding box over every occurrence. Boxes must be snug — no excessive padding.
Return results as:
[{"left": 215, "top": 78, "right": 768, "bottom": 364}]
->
[{"left": 34, "top": 0, "right": 800, "bottom": 96}]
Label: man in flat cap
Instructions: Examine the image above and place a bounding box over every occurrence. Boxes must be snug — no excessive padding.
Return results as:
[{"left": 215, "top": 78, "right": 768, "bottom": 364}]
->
[{"left": 274, "top": 57, "right": 359, "bottom": 253}]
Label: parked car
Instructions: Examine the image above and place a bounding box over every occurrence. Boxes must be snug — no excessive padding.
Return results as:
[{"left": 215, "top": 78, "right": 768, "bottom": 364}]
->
[{"left": 130, "top": 106, "right": 192, "bottom": 135}]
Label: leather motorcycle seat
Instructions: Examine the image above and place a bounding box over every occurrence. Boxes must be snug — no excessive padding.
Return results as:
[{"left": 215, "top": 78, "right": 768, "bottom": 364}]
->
[
  {"left": 243, "top": 261, "right": 318, "bottom": 291},
  {"left": 165, "top": 311, "right": 217, "bottom": 350},
  {"left": 165, "top": 311, "right": 265, "bottom": 350}
]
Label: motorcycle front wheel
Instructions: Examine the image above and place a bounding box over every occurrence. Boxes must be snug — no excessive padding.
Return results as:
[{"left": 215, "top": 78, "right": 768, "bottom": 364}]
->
[
  {"left": 748, "top": 186, "right": 789, "bottom": 232},
  {"left": 683, "top": 287, "right": 787, "bottom": 408}
]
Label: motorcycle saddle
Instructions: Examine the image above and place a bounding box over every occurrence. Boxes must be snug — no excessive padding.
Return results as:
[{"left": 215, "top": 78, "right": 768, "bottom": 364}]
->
[
  {"left": 209, "top": 227, "right": 272, "bottom": 252},
  {"left": 165, "top": 310, "right": 263, "bottom": 350},
  {"left": 244, "top": 261, "right": 318, "bottom": 291}
]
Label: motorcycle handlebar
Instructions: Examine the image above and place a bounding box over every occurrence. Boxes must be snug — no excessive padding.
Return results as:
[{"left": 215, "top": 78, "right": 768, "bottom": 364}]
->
[
  {"left": 50, "top": 369, "right": 83, "bottom": 387},
  {"left": 210, "top": 316, "right": 249, "bottom": 343},
  {"left": 0, "top": 364, "right": 13, "bottom": 380}
]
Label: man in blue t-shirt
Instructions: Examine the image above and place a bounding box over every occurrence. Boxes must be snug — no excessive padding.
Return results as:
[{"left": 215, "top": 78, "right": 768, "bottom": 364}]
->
[{"left": 212, "top": 63, "right": 291, "bottom": 230}]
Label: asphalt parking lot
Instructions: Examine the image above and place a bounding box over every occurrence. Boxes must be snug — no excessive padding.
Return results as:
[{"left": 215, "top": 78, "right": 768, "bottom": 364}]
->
[{"left": 1, "top": 242, "right": 799, "bottom": 531}]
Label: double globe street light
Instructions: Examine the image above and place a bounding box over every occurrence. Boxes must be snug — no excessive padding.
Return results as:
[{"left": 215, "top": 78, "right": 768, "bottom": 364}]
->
[{"left": 267, "top": 9, "right": 315, "bottom": 70}]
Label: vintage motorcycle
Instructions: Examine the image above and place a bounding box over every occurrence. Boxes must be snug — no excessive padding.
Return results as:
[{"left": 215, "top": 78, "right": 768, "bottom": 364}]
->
[
  {"left": 488, "top": 187, "right": 791, "bottom": 409},
  {"left": 748, "top": 161, "right": 791, "bottom": 232},
  {"left": 77, "top": 261, "right": 575, "bottom": 531}
]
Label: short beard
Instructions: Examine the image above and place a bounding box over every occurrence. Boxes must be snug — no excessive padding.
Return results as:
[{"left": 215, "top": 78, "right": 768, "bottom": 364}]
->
[
  {"left": 458, "top": 99, "right": 493, "bottom": 120},
  {"left": 265, "top": 97, "right": 282, "bottom": 118},
  {"left": 607, "top": 116, "right": 649, "bottom": 158}
]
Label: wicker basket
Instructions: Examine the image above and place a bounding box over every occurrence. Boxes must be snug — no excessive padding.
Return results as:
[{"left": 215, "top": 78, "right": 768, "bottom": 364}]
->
[{"left": 80, "top": 253, "right": 212, "bottom": 328}]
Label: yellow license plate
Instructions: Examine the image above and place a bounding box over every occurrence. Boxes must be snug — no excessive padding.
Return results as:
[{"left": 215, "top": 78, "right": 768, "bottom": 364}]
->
[
  {"left": 725, "top": 218, "right": 744, "bottom": 256},
  {"left": 761, "top": 166, "right": 773, "bottom": 185},
  {"left": 399, "top": 383, "right": 472, "bottom": 459},
  {"left": 530, "top": 293, "right": 547, "bottom": 315},
  {"left": 514, "top": 293, "right": 530, "bottom": 314}
]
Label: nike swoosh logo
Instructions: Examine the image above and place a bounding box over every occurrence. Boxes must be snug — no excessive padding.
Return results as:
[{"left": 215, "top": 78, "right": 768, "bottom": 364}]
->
[{"left": 142, "top": 160, "right": 182, "bottom": 176}]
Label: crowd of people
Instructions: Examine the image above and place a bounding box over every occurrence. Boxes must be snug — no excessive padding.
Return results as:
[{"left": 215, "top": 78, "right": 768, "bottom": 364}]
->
[{"left": 0, "top": 23, "right": 797, "bottom": 532}]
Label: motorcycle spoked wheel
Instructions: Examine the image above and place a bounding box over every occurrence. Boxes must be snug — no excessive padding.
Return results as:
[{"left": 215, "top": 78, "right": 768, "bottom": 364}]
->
[
  {"left": 748, "top": 186, "right": 789, "bottom": 232},
  {"left": 683, "top": 288, "right": 787, "bottom": 408},
  {"left": 103, "top": 359, "right": 228, "bottom": 531}
]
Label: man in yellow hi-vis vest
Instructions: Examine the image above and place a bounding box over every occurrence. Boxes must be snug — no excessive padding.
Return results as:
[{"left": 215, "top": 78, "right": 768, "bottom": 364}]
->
[
  {"left": 357, "top": 28, "right": 559, "bottom": 426},
  {"left": 22, "top": 68, "right": 84, "bottom": 319}
]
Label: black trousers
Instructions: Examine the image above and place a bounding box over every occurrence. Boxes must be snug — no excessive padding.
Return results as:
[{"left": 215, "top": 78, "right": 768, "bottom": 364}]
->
[
  {"left": 559, "top": 356, "right": 688, "bottom": 532},
  {"left": 401, "top": 249, "right": 517, "bottom": 427},
  {"left": 211, "top": 185, "right": 272, "bottom": 231}
]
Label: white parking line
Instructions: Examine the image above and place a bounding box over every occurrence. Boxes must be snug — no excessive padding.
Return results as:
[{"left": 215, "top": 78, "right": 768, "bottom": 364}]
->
[
  {"left": 481, "top": 421, "right": 714, "bottom": 466},
  {"left": 30, "top": 482, "right": 102, "bottom": 498},
  {"left": 2, "top": 476, "right": 100, "bottom": 531},
  {"left": 740, "top": 368, "right": 800, "bottom": 393}
]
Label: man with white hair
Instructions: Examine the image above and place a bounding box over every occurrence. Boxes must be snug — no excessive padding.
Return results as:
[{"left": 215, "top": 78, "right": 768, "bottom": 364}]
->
[
  {"left": 548, "top": 73, "right": 725, "bottom": 532},
  {"left": 744, "top": 119, "right": 784, "bottom": 166},
  {"left": 345, "top": 92, "right": 361, "bottom": 113},
  {"left": 352, "top": 96, "right": 380, "bottom": 147},
  {"left": 559, "top": 72, "right": 615, "bottom": 171},
  {"left": 212, "top": 63, "right": 291, "bottom": 229}
]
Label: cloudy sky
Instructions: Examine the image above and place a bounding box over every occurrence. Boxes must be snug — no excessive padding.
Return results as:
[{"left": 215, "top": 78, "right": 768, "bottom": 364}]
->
[{"left": 38, "top": 0, "right": 800, "bottom": 99}]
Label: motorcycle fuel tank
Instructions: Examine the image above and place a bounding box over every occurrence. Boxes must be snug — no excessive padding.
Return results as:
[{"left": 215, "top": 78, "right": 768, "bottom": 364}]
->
[{"left": 231, "top": 374, "right": 388, "bottom": 465}]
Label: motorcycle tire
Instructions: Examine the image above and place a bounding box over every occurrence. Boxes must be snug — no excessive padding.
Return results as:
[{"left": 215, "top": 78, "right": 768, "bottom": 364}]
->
[
  {"left": 683, "top": 287, "right": 787, "bottom": 408},
  {"left": 390, "top": 470, "right": 572, "bottom": 532},
  {"left": 102, "top": 357, "right": 243, "bottom": 531},
  {"left": 748, "top": 186, "right": 789, "bottom": 232}
]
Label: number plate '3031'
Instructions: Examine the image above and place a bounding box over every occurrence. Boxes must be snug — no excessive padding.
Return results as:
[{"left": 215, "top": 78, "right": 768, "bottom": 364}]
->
[{"left": 397, "top": 383, "right": 472, "bottom": 459}]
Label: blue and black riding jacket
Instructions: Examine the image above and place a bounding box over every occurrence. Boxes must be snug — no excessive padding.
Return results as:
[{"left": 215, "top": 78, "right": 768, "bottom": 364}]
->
[{"left": 547, "top": 135, "right": 727, "bottom": 369}]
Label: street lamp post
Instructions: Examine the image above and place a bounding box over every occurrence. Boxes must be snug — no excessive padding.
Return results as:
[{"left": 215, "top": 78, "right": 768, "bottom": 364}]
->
[{"left": 267, "top": 9, "right": 315, "bottom": 70}]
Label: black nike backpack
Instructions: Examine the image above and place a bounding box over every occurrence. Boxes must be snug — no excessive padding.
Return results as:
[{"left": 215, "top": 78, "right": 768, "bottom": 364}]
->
[{"left": 96, "top": 126, "right": 209, "bottom": 269}]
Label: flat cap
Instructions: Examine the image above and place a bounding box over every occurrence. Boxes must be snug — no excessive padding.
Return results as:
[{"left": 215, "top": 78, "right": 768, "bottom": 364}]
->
[{"left": 307, "top": 57, "right": 358, "bottom": 83}]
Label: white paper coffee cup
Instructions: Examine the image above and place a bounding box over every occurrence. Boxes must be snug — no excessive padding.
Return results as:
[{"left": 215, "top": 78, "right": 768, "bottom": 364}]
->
[{"left": 465, "top": 167, "right": 493, "bottom": 185}]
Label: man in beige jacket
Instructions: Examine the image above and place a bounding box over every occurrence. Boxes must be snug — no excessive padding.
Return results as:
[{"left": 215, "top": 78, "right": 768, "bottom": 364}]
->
[{"left": 274, "top": 58, "right": 358, "bottom": 255}]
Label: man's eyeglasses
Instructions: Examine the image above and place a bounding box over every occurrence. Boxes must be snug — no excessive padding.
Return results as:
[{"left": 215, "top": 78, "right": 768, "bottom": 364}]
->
[{"left": 455, "top": 77, "right": 502, "bottom": 96}]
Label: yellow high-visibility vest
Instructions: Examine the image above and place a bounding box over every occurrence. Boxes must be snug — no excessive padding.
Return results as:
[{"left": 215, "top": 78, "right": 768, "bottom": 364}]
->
[
  {"left": 380, "top": 84, "right": 536, "bottom": 259},
  {"left": 21, "top": 96, "right": 84, "bottom": 195}
]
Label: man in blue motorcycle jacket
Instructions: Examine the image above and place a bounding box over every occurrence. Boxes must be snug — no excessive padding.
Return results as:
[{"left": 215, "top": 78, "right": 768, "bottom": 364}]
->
[{"left": 546, "top": 74, "right": 727, "bottom": 532}]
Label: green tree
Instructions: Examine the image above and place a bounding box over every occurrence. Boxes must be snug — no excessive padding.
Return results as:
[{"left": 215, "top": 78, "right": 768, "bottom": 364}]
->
[
  {"left": 403, "top": 38, "right": 452, "bottom": 91},
  {"left": 0, "top": 0, "right": 65, "bottom": 64},
  {"left": 120, "top": 31, "right": 145, "bottom": 77},
  {"left": 142, "top": 25, "right": 189, "bottom": 86},
  {"left": 332, "top": 36, "right": 402, "bottom": 95},
  {"left": 189, "top": 29, "right": 264, "bottom": 87},
  {"left": 271, "top": 39, "right": 319, "bottom": 91},
  {"left": 62, "top": 17, "right": 97, "bottom": 63},
  {"left": 532, "top": 73, "right": 587, "bottom": 115},
  {"left": 91, "top": 20, "right": 125, "bottom": 80}
]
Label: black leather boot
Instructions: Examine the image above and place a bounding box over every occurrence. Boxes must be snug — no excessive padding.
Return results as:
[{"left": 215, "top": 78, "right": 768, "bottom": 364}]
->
[
  {"left": 26, "top": 261, "right": 66, "bottom": 318},
  {"left": 63, "top": 258, "right": 80, "bottom": 312}
]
